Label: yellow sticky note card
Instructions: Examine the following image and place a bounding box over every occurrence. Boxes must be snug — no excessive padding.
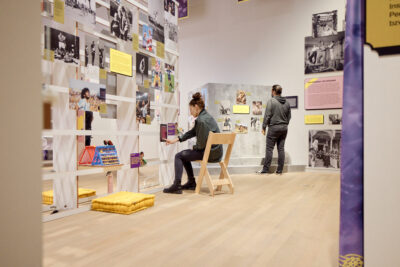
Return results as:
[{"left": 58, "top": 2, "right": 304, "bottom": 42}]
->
[
  {"left": 305, "top": 78, "right": 318, "bottom": 89},
  {"left": 146, "top": 115, "right": 152, "bottom": 124},
  {"left": 54, "top": 0, "right": 65, "bottom": 24},
  {"left": 217, "top": 118, "right": 224, "bottom": 122},
  {"left": 246, "top": 92, "right": 252, "bottom": 96},
  {"left": 151, "top": 57, "right": 156, "bottom": 67},
  {"left": 43, "top": 49, "right": 54, "bottom": 62},
  {"left": 236, "top": 120, "right": 241, "bottom": 123},
  {"left": 260, "top": 118, "right": 264, "bottom": 122},
  {"left": 233, "top": 105, "right": 250, "bottom": 114},
  {"left": 132, "top": 33, "right": 139, "bottom": 52},
  {"left": 99, "top": 69, "right": 107, "bottom": 80},
  {"left": 156, "top": 41, "right": 165, "bottom": 59},
  {"left": 304, "top": 115, "right": 324, "bottom": 124},
  {"left": 144, "top": 80, "right": 150, "bottom": 88},
  {"left": 110, "top": 48, "right": 132, "bottom": 76},
  {"left": 262, "top": 104, "right": 267, "bottom": 108},
  {"left": 99, "top": 103, "right": 107, "bottom": 114},
  {"left": 77, "top": 110, "right": 85, "bottom": 130},
  {"left": 215, "top": 100, "right": 220, "bottom": 105}
]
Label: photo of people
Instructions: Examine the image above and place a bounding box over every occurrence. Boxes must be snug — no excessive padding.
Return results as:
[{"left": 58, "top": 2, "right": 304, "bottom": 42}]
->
[
  {"left": 236, "top": 90, "right": 246, "bottom": 104},
  {"left": 252, "top": 101, "right": 263, "bottom": 115},
  {"left": 69, "top": 79, "right": 106, "bottom": 112},
  {"left": 84, "top": 34, "right": 99, "bottom": 67},
  {"left": 219, "top": 100, "right": 231, "bottom": 115},
  {"left": 178, "top": 0, "right": 188, "bottom": 19},
  {"left": 222, "top": 117, "right": 232, "bottom": 132},
  {"left": 250, "top": 117, "right": 261, "bottom": 132},
  {"left": 110, "top": 0, "right": 133, "bottom": 41},
  {"left": 308, "top": 130, "right": 341, "bottom": 169},
  {"left": 148, "top": 0, "right": 165, "bottom": 43},
  {"left": 44, "top": 26, "right": 80, "bottom": 65},
  {"left": 136, "top": 53, "right": 149, "bottom": 86},
  {"left": 136, "top": 91, "right": 150, "bottom": 124},
  {"left": 234, "top": 123, "right": 248, "bottom": 134},
  {"left": 142, "top": 25, "right": 153, "bottom": 52},
  {"left": 98, "top": 39, "right": 116, "bottom": 70},
  {"left": 329, "top": 114, "right": 342, "bottom": 125},
  {"left": 165, "top": 63, "right": 175, "bottom": 93},
  {"left": 151, "top": 58, "right": 163, "bottom": 89},
  {"left": 65, "top": 0, "right": 96, "bottom": 25},
  {"left": 164, "top": 0, "right": 176, "bottom": 16},
  {"left": 312, "top": 10, "right": 338, "bottom": 38},
  {"left": 305, "top": 31, "right": 345, "bottom": 74}
]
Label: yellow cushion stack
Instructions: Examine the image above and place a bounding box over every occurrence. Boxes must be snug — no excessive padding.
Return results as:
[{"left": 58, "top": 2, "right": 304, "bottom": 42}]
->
[
  {"left": 42, "top": 188, "right": 97, "bottom": 205},
  {"left": 91, "top": 191, "right": 155, "bottom": 215}
]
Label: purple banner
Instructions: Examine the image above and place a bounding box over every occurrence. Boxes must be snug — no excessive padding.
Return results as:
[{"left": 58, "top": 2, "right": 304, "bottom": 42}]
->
[
  {"left": 339, "top": 0, "right": 364, "bottom": 266},
  {"left": 177, "top": 0, "right": 188, "bottom": 19},
  {"left": 130, "top": 153, "right": 140, "bottom": 168}
]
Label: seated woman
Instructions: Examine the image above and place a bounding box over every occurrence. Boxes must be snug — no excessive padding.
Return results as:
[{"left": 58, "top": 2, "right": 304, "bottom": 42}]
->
[{"left": 163, "top": 93, "right": 223, "bottom": 194}]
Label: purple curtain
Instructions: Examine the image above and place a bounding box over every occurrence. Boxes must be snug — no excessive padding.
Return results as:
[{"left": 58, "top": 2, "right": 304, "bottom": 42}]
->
[{"left": 339, "top": 0, "right": 364, "bottom": 266}]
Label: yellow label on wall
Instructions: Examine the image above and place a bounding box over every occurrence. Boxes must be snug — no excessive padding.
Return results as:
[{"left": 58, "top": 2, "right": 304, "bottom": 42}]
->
[
  {"left": 43, "top": 49, "right": 54, "bottom": 62},
  {"left": 217, "top": 118, "right": 224, "bottom": 122},
  {"left": 99, "top": 69, "right": 107, "bottom": 80},
  {"left": 132, "top": 33, "right": 139, "bottom": 52},
  {"left": 366, "top": 0, "right": 400, "bottom": 51},
  {"left": 214, "top": 100, "right": 220, "bottom": 105},
  {"left": 99, "top": 103, "right": 107, "bottom": 114},
  {"left": 151, "top": 57, "right": 156, "bottom": 67},
  {"left": 156, "top": 41, "right": 165, "bottom": 59},
  {"left": 77, "top": 111, "right": 84, "bottom": 130},
  {"left": 53, "top": 0, "right": 65, "bottom": 24},
  {"left": 262, "top": 104, "right": 267, "bottom": 108},
  {"left": 110, "top": 48, "right": 132, "bottom": 76},
  {"left": 236, "top": 120, "right": 241, "bottom": 123},
  {"left": 305, "top": 78, "right": 318, "bottom": 89},
  {"left": 144, "top": 79, "right": 150, "bottom": 89},
  {"left": 304, "top": 114, "right": 324, "bottom": 124},
  {"left": 146, "top": 115, "right": 152, "bottom": 124},
  {"left": 233, "top": 105, "right": 250, "bottom": 114},
  {"left": 246, "top": 92, "right": 252, "bottom": 96}
]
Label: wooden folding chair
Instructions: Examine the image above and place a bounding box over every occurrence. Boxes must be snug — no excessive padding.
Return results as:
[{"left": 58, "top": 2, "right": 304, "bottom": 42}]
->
[{"left": 195, "top": 132, "right": 236, "bottom": 196}]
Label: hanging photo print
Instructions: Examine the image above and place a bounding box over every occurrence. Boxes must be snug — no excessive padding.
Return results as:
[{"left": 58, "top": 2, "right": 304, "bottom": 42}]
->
[
  {"left": 219, "top": 100, "right": 231, "bottom": 115},
  {"left": 142, "top": 25, "right": 154, "bottom": 52},
  {"left": 65, "top": 0, "right": 96, "bottom": 26},
  {"left": 178, "top": 0, "right": 188, "bottom": 19},
  {"left": 165, "top": 0, "right": 178, "bottom": 51},
  {"left": 164, "top": 63, "right": 175, "bottom": 93},
  {"left": 234, "top": 123, "right": 248, "bottom": 134},
  {"left": 136, "top": 91, "right": 150, "bottom": 124},
  {"left": 236, "top": 90, "right": 247, "bottom": 104},
  {"left": 44, "top": 26, "right": 80, "bottom": 65},
  {"left": 148, "top": 0, "right": 165, "bottom": 43},
  {"left": 69, "top": 79, "right": 106, "bottom": 112},
  {"left": 250, "top": 117, "right": 261, "bottom": 131},
  {"left": 312, "top": 10, "right": 338, "bottom": 37},
  {"left": 136, "top": 53, "right": 149, "bottom": 86},
  {"left": 252, "top": 101, "right": 263, "bottom": 115},
  {"left": 308, "top": 130, "right": 341, "bottom": 169},
  {"left": 151, "top": 58, "right": 163, "bottom": 89},
  {"left": 222, "top": 117, "right": 232, "bottom": 132},
  {"left": 110, "top": 0, "right": 134, "bottom": 41}
]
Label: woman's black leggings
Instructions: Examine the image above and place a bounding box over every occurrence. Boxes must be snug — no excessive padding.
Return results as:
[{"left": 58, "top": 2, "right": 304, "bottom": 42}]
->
[{"left": 174, "top": 149, "right": 204, "bottom": 185}]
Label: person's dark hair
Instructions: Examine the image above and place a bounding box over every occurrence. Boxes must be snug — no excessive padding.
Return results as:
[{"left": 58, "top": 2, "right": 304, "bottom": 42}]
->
[
  {"left": 189, "top": 92, "right": 205, "bottom": 109},
  {"left": 272, "top": 84, "right": 282, "bottom": 95},
  {"left": 81, "top": 88, "right": 90, "bottom": 99}
]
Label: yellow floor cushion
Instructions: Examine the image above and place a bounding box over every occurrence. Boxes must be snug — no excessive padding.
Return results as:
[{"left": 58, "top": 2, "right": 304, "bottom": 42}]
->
[
  {"left": 91, "top": 191, "right": 155, "bottom": 215},
  {"left": 42, "top": 188, "right": 97, "bottom": 205}
]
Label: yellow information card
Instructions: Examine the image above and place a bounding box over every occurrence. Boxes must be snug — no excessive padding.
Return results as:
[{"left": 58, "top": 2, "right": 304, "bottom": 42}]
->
[
  {"left": 304, "top": 115, "right": 324, "bottom": 125},
  {"left": 110, "top": 48, "right": 132, "bottom": 76},
  {"left": 233, "top": 105, "right": 250, "bottom": 114},
  {"left": 99, "top": 69, "right": 107, "bottom": 80},
  {"left": 366, "top": 0, "right": 400, "bottom": 53},
  {"left": 43, "top": 49, "right": 54, "bottom": 62},
  {"left": 54, "top": 0, "right": 65, "bottom": 24},
  {"left": 144, "top": 80, "right": 150, "bottom": 89},
  {"left": 132, "top": 33, "right": 139, "bottom": 52},
  {"left": 156, "top": 41, "right": 165, "bottom": 59}
]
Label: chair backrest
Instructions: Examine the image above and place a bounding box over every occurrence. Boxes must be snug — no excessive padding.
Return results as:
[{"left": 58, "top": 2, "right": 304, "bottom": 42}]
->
[{"left": 201, "top": 132, "right": 236, "bottom": 165}]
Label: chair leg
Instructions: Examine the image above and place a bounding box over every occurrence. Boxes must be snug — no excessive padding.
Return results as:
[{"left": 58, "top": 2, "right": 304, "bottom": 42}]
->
[
  {"left": 220, "top": 162, "right": 234, "bottom": 194},
  {"left": 204, "top": 170, "right": 215, "bottom": 196},
  {"left": 216, "top": 168, "right": 224, "bottom": 192},
  {"left": 195, "top": 163, "right": 206, "bottom": 194}
]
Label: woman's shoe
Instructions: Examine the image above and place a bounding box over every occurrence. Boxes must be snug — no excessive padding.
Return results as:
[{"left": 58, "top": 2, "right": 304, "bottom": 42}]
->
[{"left": 163, "top": 183, "right": 182, "bottom": 194}]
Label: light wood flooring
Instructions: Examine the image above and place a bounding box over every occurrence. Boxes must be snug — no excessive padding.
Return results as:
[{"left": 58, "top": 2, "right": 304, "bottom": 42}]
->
[{"left": 43, "top": 172, "right": 340, "bottom": 267}]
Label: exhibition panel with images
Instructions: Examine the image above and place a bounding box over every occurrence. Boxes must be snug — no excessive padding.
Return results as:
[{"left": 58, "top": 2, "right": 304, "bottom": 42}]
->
[{"left": 41, "top": 0, "right": 181, "bottom": 219}]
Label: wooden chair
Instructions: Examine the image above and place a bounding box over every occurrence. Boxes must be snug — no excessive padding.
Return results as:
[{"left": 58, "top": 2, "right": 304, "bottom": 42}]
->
[{"left": 195, "top": 132, "right": 236, "bottom": 196}]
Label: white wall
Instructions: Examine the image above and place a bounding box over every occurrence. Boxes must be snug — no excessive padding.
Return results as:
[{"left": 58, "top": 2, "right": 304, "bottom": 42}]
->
[
  {"left": 178, "top": 0, "right": 346, "bottom": 165},
  {"left": 364, "top": 47, "right": 400, "bottom": 266},
  {"left": 0, "top": 1, "right": 42, "bottom": 266}
]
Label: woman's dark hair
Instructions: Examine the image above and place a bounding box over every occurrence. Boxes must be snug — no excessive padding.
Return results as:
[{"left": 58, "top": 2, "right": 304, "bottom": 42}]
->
[
  {"left": 189, "top": 92, "right": 205, "bottom": 109},
  {"left": 81, "top": 88, "right": 90, "bottom": 99}
]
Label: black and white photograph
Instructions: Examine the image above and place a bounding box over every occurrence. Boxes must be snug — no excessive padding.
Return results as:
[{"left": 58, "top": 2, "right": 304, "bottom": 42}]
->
[
  {"left": 285, "top": 96, "right": 298, "bottom": 109},
  {"left": 44, "top": 26, "right": 80, "bottom": 65},
  {"left": 312, "top": 10, "right": 338, "bottom": 38},
  {"left": 110, "top": 0, "right": 134, "bottom": 41},
  {"left": 84, "top": 34, "right": 99, "bottom": 67},
  {"left": 250, "top": 117, "right": 261, "bottom": 132},
  {"left": 164, "top": 0, "right": 176, "bottom": 16},
  {"left": 308, "top": 130, "right": 341, "bottom": 169},
  {"left": 98, "top": 39, "right": 116, "bottom": 69},
  {"left": 148, "top": 0, "right": 165, "bottom": 43},
  {"left": 136, "top": 91, "right": 150, "bottom": 124},
  {"left": 222, "top": 117, "right": 232, "bottom": 132},
  {"left": 219, "top": 100, "right": 231, "bottom": 115},
  {"left": 136, "top": 53, "right": 149, "bottom": 86},
  {"left": 65, "top": 0, "right": 96, "bottom": 25},
  {"left": 328, "top": 114, "right": 342, "bottom": 125},
  {"left": 305, "top": 31, "right": 345, "bottom": 74}
]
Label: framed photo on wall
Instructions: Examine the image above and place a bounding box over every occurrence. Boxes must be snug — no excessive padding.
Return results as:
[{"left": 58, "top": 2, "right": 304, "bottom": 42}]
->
[{"left": 285, "top": 96, "right": 298, "bottom": 109}]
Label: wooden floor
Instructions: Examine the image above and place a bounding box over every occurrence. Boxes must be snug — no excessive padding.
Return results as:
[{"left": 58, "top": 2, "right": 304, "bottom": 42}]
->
[{"left": 43, "top": 172, "right": 340, "bottom": 267}]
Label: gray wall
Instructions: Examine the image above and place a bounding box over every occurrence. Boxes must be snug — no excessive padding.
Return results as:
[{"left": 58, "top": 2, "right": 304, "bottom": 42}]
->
[{"left": 0, "top": 1, "right": 42, "bottom": 266}]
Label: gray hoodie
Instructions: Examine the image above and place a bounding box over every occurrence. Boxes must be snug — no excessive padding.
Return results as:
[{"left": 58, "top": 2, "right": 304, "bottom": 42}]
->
[{"left": 262, "top": 96, "right": 291, "bottom": 130}]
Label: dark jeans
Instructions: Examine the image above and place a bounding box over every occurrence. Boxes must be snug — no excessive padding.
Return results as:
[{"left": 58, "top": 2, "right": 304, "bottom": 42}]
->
[
  {"left": 85, "top": 111, "right": 93, "bottom": 146},
  {"left": 174, "top": 149, "right": 204, "bottom": 185},
  {"left": 263, "top": 125, "right": 288, "bottom": 172}
]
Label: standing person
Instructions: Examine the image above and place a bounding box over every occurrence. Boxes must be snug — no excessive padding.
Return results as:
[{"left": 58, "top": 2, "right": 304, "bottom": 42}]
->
[
  {"left": 90, "top": 41, "right": 96, "bottom": 66},
  {"left": 258, "top": 85, "right": 291, "bottom": 174},
  {"left": 163, "top": 93, "right": 223, "bottom": 194},
  {"left": 98, "top": 47, "right": 104, "bottom": 69},
  {"left": 84, "top": 45, "right": 89, "bottom": 67},
  {"left": 78, "top": 88, "right": 93, "bottom": 146}
]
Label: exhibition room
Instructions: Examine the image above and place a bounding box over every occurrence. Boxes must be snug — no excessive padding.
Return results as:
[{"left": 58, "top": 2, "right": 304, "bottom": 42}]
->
[{"left": 1, "top": 0, "right": 400, "bottom": 266}]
